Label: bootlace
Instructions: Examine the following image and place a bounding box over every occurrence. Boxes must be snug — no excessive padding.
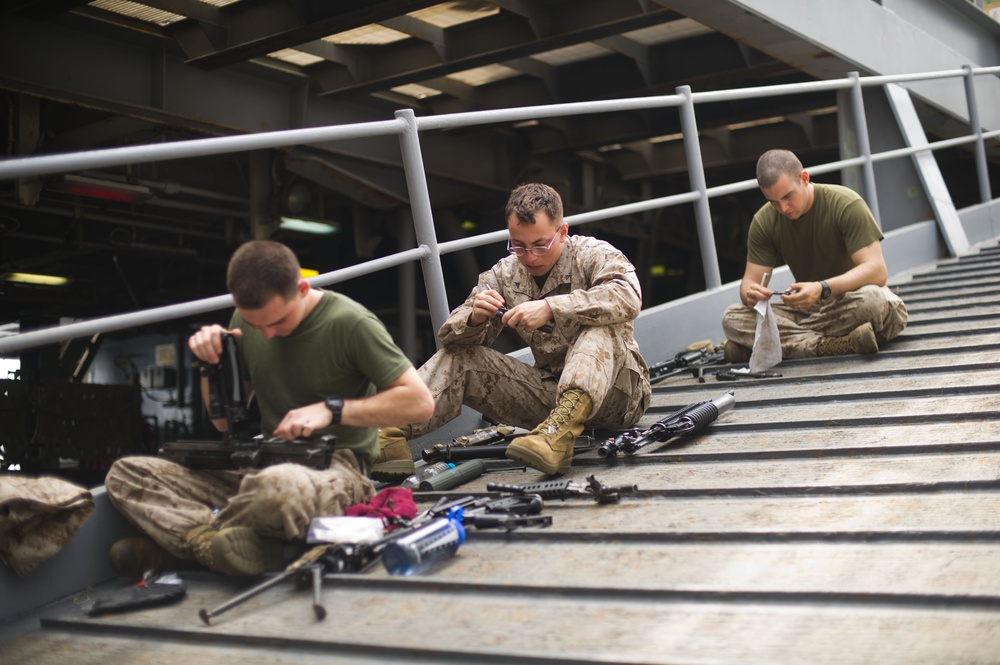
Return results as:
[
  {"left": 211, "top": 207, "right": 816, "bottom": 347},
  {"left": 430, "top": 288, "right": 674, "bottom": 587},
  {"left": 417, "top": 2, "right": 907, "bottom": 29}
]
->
[{"left": 541, "top": 391, "right": 584, "bottom": 434}]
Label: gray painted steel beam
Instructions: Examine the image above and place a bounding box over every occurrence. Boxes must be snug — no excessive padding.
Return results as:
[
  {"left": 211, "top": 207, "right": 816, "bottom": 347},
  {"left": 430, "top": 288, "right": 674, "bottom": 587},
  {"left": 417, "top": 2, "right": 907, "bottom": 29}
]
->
[{"left": 885, "top": 83, "right": 970, "bottom": 256}]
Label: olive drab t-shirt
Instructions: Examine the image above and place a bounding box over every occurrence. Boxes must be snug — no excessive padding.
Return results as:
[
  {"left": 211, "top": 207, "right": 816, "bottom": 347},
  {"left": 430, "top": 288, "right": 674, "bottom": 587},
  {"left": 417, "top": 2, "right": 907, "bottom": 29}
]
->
[
  {"left": 747, "top": 183, "right": 884, "bottom": 282},
  {"left": 230, "top": 290, "right": 413, "bottom": 466}
]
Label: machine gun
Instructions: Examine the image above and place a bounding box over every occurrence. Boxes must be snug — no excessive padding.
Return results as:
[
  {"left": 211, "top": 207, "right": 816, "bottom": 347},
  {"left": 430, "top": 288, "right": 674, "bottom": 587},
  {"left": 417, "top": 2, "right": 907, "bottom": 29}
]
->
[
  {"left": 648, "top": 346, "right": 725, "bottom": 383},
  {"left": 159, "top": 333, "right": 335, "bottom": 470},
  {"left": 198, "top": 492, "right": 550, "bottom": 624},
  {"left": 598, "top": 392, "right": 735, "bottom": 459}
]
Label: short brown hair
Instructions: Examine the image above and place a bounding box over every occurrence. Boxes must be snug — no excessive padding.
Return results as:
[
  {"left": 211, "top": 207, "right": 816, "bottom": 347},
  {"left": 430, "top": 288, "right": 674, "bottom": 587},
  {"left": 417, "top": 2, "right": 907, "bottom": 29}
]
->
[
  {"left": 756, "top": 149, "right": 803, "bottom": 189},
  {"left": 505, "top": 183, "right": 563, "bottom": 226},
  {"left": 226, "top": 240, "right": 301, "bottom": 309}
]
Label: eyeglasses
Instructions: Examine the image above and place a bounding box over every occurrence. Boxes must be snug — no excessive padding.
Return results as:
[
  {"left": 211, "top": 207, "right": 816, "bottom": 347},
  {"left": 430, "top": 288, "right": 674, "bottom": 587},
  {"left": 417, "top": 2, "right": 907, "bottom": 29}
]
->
[{"left": 507, "top": 232, "right": 559, "bottom": 257}]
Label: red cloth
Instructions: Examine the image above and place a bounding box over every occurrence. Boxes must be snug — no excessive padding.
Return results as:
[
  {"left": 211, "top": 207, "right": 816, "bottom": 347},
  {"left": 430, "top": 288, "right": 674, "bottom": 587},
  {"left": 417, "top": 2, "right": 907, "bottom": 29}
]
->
[{"left": 345, "top": 487, "right": 417, "bottom": 528}]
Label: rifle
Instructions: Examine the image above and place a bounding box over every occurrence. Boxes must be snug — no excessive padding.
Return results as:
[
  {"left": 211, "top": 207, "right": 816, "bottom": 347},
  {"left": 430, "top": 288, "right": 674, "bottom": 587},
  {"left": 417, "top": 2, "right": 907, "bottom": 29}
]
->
[
  {"left": 648, "top": 347, "right": 725, "bottom": 383},
  {"left": 598, "top": 392, "right": 735, "bottom": 458},
  {"left": 159, "top": 333, "right": 335, "bottom": 470},
  {"left": 487, "top": 474, "right": 639, "bottom": 504},
  {"left": 421, "top": 424, "right": 517, "bottom": 462},
  {"left": 198, "top": 492, "right": 549, "bottom": 624}
]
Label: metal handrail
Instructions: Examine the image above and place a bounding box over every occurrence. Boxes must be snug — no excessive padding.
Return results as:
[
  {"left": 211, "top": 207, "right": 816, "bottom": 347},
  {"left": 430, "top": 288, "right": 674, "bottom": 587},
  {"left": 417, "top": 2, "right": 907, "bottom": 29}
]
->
[{"left": 0, "top": 66, "right": 998, "bottom": 355}]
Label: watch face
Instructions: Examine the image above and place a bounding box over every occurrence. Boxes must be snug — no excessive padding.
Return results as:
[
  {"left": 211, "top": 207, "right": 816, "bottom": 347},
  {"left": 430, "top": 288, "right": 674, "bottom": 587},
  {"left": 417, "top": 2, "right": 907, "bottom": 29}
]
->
[{"left": 325, "top": 398, "right": 343, "bottom": 424}]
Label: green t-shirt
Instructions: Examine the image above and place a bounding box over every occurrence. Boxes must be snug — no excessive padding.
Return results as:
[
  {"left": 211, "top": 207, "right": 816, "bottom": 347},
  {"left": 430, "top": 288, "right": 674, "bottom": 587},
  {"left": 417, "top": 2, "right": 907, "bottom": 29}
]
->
[
  {"left": 230, "top": 290, "right": 412, "bottom": 466},
  {"left": 747, "top": 183, "right": 884, "bottom": 282}
]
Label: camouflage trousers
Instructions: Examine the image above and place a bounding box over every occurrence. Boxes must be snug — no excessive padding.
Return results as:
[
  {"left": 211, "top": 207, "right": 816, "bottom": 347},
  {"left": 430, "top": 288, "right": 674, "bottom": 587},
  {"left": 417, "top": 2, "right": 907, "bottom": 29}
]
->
[
  {"left": 721, "top": 285, "right": 908, "bottom": 359},
  {"left": 104, "top": 450, "right": 374, "bottom": 559},
  {"left": 412, "top": 326, "right": 650, "bottom": 438},
  {"left": 0, "top": 475, "right": 94, "bottom": 576}
]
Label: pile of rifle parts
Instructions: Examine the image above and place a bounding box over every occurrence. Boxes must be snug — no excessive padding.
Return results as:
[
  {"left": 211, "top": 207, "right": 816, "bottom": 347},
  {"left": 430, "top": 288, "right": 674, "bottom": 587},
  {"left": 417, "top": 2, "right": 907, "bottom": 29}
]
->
[
  {"left": 648, "top": 345, "right": 725, "bottom": 383},
  {"left": 197, "top": 477, "right": 632, "bottom": 624},
  {"left": 649, "top": 345, "right": 785, "bottom": 383}
]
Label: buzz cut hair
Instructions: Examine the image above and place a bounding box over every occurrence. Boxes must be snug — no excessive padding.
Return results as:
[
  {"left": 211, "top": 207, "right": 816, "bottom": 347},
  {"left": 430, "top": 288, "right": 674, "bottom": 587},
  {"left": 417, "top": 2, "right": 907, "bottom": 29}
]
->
[
  {"left": 756, "top": 149, "right": 804, "bottom": 189},
  {"left": 226, "top": 240, "right": 302, "bottom": 310}
]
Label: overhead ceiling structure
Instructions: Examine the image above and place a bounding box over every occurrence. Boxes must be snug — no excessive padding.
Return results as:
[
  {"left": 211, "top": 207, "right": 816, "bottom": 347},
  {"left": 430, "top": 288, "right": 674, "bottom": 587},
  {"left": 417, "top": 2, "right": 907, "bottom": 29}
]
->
[{"left": 0, "top": 0, "right": 995, "bottom": 339}]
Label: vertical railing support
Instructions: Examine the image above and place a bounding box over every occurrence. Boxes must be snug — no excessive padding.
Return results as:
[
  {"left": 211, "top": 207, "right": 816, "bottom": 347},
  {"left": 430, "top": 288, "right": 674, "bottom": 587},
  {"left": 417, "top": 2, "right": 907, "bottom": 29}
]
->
[
  {"left": 395, "top": 109, "right": 450, "bottom": 343},
  {"left": 677, "top": 85, "right": 722, "bottom": 290},
  {"left": 963, "top": 65, "right": 992, "bottom": 204},
  {"left": 847, "top": 72, "right": 881, "bottom": 227},
  {"left": 397, "top": 207, "right": 417, "bottom": 361}
]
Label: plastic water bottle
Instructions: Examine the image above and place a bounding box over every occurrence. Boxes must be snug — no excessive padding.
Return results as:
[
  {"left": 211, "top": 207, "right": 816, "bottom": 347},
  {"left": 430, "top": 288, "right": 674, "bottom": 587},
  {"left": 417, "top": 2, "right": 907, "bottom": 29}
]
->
[
  {"left": 399, "top": 462, "right": 455, "bottom": 489},
  {"left": 381, "top": 509, "right": 466, "bottom": 575}
]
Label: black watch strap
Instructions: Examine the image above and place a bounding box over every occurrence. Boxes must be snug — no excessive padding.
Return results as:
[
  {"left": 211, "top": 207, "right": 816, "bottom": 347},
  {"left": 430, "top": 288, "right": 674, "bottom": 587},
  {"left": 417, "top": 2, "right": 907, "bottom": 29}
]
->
[
  {"left": 324, "top": 397, "right": 344, "bottom": 425},
  {"left": 819, "top": 280, "right": 831, "bottom": 300}
]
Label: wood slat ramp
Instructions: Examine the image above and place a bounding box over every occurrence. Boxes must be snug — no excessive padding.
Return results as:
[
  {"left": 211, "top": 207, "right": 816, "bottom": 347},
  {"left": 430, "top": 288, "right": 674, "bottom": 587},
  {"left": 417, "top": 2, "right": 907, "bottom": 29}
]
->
[{"left": 3, "top": 245, "right": 999, "bottom": 665}]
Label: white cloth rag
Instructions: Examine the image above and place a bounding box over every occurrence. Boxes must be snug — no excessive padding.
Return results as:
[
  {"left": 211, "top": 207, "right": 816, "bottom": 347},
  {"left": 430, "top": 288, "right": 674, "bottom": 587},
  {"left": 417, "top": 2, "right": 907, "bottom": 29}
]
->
[{"left": 750, "top": 299, "right": 782, "bottom": 373}]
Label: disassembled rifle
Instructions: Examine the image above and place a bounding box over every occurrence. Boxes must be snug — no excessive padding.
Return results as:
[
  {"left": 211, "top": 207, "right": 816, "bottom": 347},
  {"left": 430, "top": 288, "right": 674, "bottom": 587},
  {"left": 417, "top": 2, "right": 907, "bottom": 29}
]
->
[
  {"left": 598, "top": 392, "right": 735, "bottom": 458},
  {"left": 158, "top": 333, "right": 335, "bottom": 470}
]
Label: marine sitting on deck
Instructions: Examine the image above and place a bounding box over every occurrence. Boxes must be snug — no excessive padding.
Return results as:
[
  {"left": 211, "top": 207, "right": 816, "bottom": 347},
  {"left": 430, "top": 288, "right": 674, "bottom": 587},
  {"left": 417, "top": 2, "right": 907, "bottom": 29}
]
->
[
  {"left": 373, "top": 183, "right": 651, "bottom": 479},
  {"left": 104, "top": 240, "right": 434, "bottom": 577},
  {"left": 721, "top": 149, "right": 909, "bottom": 363}
]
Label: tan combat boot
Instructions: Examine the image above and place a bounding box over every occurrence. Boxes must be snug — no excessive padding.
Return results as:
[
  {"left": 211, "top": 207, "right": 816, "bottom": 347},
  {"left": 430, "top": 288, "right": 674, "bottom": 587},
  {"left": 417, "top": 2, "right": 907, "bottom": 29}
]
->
[
  {"left": 109, "top": 536, "right": 192, "bottom": 578},
  {"left": 371, "top": 425, "right": 414, "bottom": 482},
  {"left": 817, "top": 322, "right": 879, "bottom": 357},
  {"left": 721, "top": 340, "right": 752, "bottom": 364},
  {"left": 182, "top": 525, "right": 282, "bottom": 576},
  {"left": 505, "top": 389, "right": 593, "bottom": 475}
]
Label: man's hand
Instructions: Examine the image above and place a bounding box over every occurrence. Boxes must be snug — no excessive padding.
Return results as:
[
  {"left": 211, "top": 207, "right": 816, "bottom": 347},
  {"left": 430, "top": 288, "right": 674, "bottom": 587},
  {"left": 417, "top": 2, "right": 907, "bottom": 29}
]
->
[
  {"left": 501, "top": 299, "right": 553, "bottom": 333},
  {"left": 189, "top": 324, "right": 243, "bottom": 365},
  {"left": 468, "top": 286, "right": 505, "bottom": 326},
  {"left": 781, "top": 282, "right": 822, "bottom": 310},
  {"left": 744, "top": 282, "right": 774, "bottom": 308},
  {"left": 274, "top": 402, "right": 331, "bottom": 441}
]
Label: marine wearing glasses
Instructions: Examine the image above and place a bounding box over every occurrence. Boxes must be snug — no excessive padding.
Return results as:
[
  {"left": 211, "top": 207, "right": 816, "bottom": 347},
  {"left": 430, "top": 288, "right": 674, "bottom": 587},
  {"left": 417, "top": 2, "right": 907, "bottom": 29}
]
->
[{"left": 507, "top": 231, "right": 559, "bottom": 256}]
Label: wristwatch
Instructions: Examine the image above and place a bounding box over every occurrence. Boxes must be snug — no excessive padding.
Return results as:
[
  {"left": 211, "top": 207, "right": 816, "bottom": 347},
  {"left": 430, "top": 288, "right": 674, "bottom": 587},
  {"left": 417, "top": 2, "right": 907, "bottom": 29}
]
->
[
  {"left": 819, "top": 280, "right": 831, "bottom": 300},
  {"left": 324, "top": 397, "right": 344, "bottom": 425}
]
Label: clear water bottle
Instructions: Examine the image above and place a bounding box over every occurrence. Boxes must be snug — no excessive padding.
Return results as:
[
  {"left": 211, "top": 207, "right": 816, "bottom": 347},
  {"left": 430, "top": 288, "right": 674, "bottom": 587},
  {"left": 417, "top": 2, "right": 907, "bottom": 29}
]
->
[
  {"left": 381, "top": 509, "right": 466, "bottom": 575},
  {"left": 398, "top": 461, "right": 455, "bottom": 489}
]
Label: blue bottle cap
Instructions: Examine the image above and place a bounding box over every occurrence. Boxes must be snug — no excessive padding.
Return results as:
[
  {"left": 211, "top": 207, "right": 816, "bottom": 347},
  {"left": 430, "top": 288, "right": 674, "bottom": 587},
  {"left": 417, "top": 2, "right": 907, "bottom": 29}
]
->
[{"left": 447, "top": 506, "right": 467, "bottom": 545}]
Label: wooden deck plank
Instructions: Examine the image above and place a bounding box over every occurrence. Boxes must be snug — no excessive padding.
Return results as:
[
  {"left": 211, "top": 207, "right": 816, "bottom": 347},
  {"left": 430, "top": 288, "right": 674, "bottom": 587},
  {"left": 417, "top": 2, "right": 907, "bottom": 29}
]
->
[
  {"left": 34, "top": 579, "right": 1000, "bottom": 665},
  {"left": 548, "top": 451, "right": 1000, "bottom": 492},
  {"left": 368, "top": 540, "right": 1000, "bottom": 597},
  {"left": 647, "top": 366, "right": 1000, "bottom": 409},
  {"left": 578, "top": 421, "right": 1000, "bottom": 458},
  {"left": 636, "top": 395, "right": 1000, "bottom": 427},
  {"left": 410, "top": 491, "right": 1000, "bottom": 534}
]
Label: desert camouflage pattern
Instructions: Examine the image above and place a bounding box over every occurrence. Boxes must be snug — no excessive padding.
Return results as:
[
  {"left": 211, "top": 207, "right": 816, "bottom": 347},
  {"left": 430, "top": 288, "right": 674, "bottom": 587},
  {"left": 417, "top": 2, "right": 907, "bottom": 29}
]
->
[
  {"left": 0, "top": 475, "right": 94, "bottom": 576},
  {"left": 412, "top": 234, "right": 651, "bottom": 437},
  {"left": 104, "top": 450, "right": 373, "bottom": 559},
  {"left": 721, "top": 285, "right": 908, "bottom": 359}
]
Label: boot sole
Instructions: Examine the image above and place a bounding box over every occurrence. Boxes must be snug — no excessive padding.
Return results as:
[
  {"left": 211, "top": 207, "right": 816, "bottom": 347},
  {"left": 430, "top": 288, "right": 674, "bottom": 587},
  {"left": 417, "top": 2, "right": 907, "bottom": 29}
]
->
[
  {"left": 505, "top": 442, "right": 571, "bottom": 476},
  {"left": 371, "top": 459, "right": 416, "bottom": 482},
  {"left": 211, "top": 527, "right": 266, "bottom": 575}
]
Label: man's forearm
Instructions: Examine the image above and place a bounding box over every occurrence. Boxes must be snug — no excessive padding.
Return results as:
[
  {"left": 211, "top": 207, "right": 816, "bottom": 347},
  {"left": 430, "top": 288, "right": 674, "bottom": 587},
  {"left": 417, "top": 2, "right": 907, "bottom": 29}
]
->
[
  {"left": 828, "top": 261, "right": 886, "bottom": 296},
  {"left": 341, "top": 388, "right": 433, "bottom": 428}
]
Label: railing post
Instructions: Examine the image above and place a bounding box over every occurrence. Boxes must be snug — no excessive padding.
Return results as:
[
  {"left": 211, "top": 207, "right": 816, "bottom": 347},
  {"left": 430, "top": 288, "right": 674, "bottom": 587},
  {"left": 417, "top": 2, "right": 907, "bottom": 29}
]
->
[
  {"left": 397, "top": 208, "right": 417, "bottom": 361},
  {"left": 847, "top": 72, "right": 881, "bottom": 227},
  {"left": 676, "top": 85, "right": 722, "bottom": 291},
  {"left": 395, "top": 108, "right": 450, "bottom": 344},
  {"left": 962, "top": 65, "right": 992, "bottom": 204}
]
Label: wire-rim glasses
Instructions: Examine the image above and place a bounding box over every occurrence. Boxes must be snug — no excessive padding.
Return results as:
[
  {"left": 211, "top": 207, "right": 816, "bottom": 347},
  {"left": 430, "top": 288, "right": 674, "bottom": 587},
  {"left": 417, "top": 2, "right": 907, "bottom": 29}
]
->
[{"left": 507, "top": 232, "right": 559, "bottom": 257}]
